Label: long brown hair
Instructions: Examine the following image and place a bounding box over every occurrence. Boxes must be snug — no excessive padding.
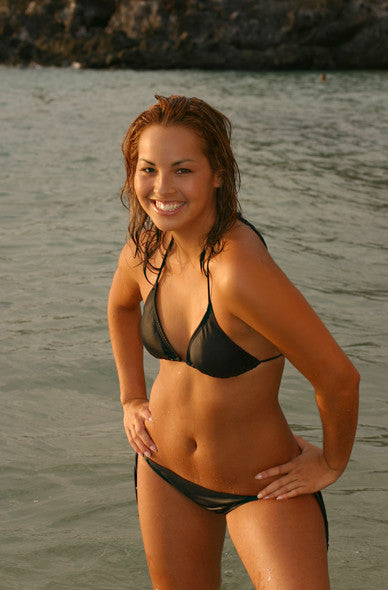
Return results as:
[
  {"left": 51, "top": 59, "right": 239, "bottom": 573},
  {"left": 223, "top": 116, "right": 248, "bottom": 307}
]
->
[{"left": 121, "top": 94, "right": 241, "bottom": 276}]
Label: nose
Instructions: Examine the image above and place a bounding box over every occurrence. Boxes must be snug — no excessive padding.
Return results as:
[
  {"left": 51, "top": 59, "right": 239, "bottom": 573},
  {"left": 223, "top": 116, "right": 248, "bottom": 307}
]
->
[{"left": 154, "top": 171, "right": 175, "bottom": 197}]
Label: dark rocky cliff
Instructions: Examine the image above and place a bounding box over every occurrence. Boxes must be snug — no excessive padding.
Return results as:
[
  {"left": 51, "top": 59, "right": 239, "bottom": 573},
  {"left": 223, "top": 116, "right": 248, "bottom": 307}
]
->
[{"left": 1, "top": 0, "right": 387, "bottom": 69}]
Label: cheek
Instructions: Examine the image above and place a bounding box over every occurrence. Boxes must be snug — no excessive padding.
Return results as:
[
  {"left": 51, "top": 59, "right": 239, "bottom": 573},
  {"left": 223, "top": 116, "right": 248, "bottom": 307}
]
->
[
  {"left": 134, "top": 175, "right": 148, "bottom": 198},
  {"left": 133, "top": 172, "right": 141, "bottom": 192}
]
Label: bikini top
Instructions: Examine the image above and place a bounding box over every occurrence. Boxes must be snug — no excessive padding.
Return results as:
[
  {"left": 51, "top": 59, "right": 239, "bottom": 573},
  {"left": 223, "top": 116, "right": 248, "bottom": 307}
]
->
[{"left": 140, "top": 218, "right": 283, "bottom": 378}]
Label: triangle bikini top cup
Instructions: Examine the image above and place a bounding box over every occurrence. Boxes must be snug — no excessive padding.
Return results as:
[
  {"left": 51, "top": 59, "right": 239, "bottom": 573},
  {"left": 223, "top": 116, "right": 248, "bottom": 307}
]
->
[{"left": 140, "top": 218, "right": 283, "bottom": 378}]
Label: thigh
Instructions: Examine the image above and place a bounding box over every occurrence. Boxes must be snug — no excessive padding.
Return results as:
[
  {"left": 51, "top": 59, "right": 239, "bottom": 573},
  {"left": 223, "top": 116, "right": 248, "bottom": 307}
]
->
[
  {"left": 136, "top": 456, "right": 226, "bottom": 590},
  {"left": 226, "top": 494, "right": 330, "bottom": 590}
]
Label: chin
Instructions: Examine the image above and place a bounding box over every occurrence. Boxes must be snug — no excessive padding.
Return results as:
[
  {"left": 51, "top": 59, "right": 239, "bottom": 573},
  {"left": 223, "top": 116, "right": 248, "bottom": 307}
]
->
[
  {"left": 147, "top": 207, "right": 188, "bottom": 231},
  {"left": 152, "top": 217, "right": 186, "bottom": 233}
]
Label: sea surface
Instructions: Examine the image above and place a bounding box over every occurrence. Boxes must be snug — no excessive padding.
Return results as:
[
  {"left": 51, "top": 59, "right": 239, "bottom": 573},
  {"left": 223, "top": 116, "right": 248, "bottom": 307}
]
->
[{"left": 1, "top": 67, "right": 387, "bottom": 589}]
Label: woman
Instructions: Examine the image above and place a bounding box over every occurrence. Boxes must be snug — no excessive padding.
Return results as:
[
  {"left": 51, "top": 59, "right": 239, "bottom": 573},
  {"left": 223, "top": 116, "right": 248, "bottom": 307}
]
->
[{"left": 108, "top": 95, "right": 359, "bottom": 589}]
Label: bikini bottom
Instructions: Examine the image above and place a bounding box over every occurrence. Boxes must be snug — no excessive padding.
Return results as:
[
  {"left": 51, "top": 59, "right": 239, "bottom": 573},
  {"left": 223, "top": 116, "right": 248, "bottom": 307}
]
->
[{"left": 135, "top": 456, "right": 329, "bottom": 548}]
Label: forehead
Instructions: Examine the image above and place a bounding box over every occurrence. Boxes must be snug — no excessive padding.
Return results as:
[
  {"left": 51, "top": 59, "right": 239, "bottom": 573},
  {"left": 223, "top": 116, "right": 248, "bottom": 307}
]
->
[{"left": 138, "top": 124, "right": 205, "bottom": 157}]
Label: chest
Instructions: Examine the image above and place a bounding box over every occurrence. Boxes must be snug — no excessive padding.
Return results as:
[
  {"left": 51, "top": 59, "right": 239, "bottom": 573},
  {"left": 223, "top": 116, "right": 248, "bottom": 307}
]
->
[{"left": 146, "top": 264, "right": 210, "bottom": 360}]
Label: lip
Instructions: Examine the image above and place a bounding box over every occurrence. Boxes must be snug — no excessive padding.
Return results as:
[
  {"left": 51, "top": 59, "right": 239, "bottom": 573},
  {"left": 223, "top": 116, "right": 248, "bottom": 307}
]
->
[{"left": 151, "top": 199, "right": 185, "bottom": 216}]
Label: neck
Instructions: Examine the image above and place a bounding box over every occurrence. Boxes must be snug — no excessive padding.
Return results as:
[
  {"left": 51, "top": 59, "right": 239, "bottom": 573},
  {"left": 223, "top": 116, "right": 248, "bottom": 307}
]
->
[
  {"left": 168, "top": 210, "right": 216, "bottom": 266},
  {"left": 168, "top": 231, "right": 205, "bottom": 267}
]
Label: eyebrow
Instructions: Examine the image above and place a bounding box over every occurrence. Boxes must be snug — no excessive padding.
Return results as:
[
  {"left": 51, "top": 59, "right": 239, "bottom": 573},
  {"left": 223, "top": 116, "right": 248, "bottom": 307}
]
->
[{"left": 139, "top": 158, "right": 197, "bottom": 166}]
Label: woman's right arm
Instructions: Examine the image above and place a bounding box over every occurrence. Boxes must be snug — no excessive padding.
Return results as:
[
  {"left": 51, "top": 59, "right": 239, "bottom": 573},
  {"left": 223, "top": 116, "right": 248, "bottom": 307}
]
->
[{"left": 107, "top": 244, "right": 157, "bottom": 457}]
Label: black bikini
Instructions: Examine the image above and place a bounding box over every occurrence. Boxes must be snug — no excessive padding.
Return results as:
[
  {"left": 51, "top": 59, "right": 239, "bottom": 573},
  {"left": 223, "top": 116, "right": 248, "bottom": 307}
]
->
[
  {"left": 137, "top": 219, "right": 328, "bottom": 547},
  {"left": 134, "top": 456, "right": 329, "bottom": 548},
  {"left": 140, "top": 219, "right": 283, "bottom": 378}
]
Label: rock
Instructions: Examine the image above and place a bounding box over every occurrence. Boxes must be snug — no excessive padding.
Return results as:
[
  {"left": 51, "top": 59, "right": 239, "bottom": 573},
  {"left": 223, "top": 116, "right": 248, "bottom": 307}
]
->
[{"left": 0, "top": 0, "right": 387, "bottom": 69}]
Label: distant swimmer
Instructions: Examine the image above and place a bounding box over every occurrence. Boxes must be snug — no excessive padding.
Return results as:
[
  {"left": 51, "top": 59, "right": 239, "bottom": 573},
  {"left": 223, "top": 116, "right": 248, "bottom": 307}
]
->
[{"left": 320, "top": 73, "right": 327, "bottom": 83}]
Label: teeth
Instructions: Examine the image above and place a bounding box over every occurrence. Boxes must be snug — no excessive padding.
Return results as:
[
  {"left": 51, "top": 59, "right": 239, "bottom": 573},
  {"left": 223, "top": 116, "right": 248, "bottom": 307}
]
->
[{"left": 154, "top": 200, "right": 183, "bottom": 212}]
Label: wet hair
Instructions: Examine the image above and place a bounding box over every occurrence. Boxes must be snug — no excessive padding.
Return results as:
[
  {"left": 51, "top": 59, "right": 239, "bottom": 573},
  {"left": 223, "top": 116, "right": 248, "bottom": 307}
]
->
[{"left": 121, "top": 94, "right": 241, "bottom": 276}]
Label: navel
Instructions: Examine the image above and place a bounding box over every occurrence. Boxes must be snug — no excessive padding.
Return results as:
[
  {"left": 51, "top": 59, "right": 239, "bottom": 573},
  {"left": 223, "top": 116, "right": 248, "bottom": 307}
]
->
[{"left": 187, "top": 437, "right": 198, "bottom": 453}]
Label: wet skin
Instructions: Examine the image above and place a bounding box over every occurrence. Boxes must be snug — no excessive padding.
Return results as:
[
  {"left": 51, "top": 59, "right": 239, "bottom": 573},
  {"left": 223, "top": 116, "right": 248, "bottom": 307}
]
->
[{"left": 108, "top": 122, "right": 359, "bottom": 589}]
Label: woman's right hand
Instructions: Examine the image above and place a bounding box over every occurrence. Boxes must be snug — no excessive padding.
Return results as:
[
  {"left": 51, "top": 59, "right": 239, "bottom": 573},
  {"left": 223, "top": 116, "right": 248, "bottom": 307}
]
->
[{"left": 122, "top": 398, "right": 157, "bottom": 457}]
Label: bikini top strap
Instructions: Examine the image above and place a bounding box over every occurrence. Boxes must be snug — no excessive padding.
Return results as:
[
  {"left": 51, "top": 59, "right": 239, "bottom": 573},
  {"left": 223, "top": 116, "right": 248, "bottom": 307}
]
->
[
  {"left": 238, "top": 214, "right": 268, "bottom": 249},
  {"left": 155, "top": 238, "right": 174, "bottom": 287},
  {"left": 206, "top": 257, "right": 212, "bottom": 301},
  {"left": 204, "top": 216, "right": 266, "bottom": 302}
]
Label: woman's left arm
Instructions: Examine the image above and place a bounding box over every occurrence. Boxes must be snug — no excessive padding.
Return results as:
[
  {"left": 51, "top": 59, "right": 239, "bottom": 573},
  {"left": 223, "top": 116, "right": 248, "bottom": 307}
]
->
[{"left": 222, "top": 243, "right": 360, "bottom": 499}]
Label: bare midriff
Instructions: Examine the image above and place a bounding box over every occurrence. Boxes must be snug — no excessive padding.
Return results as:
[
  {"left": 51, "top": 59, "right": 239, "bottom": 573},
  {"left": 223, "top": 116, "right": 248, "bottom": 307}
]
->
[{"left": 146, "top": 357, "right": 300, "bottom": 496}]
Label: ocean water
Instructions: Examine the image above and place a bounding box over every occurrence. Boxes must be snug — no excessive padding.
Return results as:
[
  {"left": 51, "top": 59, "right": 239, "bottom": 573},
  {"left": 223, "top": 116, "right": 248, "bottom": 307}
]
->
[{"left": 1, "top": 67, "right": 387, "bottom": 589}]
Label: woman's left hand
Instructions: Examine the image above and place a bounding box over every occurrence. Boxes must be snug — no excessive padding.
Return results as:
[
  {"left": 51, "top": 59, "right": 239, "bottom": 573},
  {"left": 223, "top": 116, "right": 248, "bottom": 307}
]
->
[{"left": 255, "top": 435, "right": 341, "bottom": 500}]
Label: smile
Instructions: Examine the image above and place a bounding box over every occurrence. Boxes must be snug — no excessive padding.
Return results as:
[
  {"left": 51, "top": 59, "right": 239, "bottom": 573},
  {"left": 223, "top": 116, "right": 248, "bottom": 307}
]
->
[{"left": 151, "top": 200, "right": 185, "bottom": 214}]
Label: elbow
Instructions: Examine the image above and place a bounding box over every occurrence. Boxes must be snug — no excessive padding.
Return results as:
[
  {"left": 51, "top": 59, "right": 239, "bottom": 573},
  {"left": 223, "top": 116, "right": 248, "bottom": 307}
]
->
[
  {"left": 335, "top": 361, "right": 360, "bottom": 401},
  {"left": 351, "top": 365, "right": 360, "bottom": 390},
  {"left": 343, "top": 362, "right": 360, "bottom": 395},
  {"left": 316, "top": 358, "right": 360, "bottom": 401}
]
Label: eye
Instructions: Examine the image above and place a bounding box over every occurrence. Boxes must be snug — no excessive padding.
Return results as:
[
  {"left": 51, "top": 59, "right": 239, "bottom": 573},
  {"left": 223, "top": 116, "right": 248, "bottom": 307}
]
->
[
  {"left": 176, "top": 168, "right": 191, "bottom": 175},
  {"left": 141, "top": 167, "right": 156, "bottom": 174}
]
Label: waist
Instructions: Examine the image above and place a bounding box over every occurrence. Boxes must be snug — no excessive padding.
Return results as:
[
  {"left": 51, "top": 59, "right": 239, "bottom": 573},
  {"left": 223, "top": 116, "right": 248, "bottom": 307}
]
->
[{"left": 146, "top": 374, "right": 297, "bottom": 494}]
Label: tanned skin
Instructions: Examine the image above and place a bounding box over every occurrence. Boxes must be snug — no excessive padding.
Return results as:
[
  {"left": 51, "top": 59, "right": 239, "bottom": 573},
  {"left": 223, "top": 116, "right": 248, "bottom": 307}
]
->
[{"left": 108, "top": 125, "right": 359, "bottom": 589}]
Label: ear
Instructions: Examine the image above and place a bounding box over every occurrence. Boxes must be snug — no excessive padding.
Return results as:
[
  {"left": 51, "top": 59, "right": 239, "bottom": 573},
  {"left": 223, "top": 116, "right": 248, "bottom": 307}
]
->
[{"left": 213, "top": 171, "right": 223, "bottom": 188}]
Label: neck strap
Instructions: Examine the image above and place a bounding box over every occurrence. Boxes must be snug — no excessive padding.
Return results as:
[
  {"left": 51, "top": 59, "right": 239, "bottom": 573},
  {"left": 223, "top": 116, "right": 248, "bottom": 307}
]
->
[
  {"left": 154, "top": 239, "right": 212, "bottom": 303},
  {"left": 155, "top": 238, "right": 174, "bottom": 287}
]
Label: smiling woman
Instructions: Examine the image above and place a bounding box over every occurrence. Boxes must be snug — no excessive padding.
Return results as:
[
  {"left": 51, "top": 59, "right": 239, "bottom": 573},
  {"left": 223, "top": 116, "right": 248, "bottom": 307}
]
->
[
  {"left": 108, "top": 94, "right": 359, "bottom": 589},
  {"left": 134, "top": 125, "right": 221, "bottom": 233},
  {"left": 120, "top": 94, "right": 241, "bottom": 275}
]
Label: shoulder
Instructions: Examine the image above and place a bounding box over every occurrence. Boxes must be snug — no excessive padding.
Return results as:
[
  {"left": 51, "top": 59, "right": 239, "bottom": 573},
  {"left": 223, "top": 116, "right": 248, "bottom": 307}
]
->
[
  {"left": 114, "top": 236, "right": 149, "bottom": 299},
  {"left": 118, "top": 230, "right": 158, "bottom": 272},
  {"left": 108, "top": 239, "right": 143, "bottom": 309},
  {"left": 118, "top": 238, "right": 142, "bottom": 274},
  {"left": 212, "top": 220, "right": 281, "bottom": 293},
  {"left": 117, "top": 231, "right": 171, "bottom": 288},
  {"left": 210, "top": 220, "right": 304, "bottom": 333}
]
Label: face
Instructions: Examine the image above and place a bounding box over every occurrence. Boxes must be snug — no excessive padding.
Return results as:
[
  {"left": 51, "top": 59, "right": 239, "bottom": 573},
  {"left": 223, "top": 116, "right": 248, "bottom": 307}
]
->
[{"left": 134, "top": 125, "right": 221, "bottom": 238}]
